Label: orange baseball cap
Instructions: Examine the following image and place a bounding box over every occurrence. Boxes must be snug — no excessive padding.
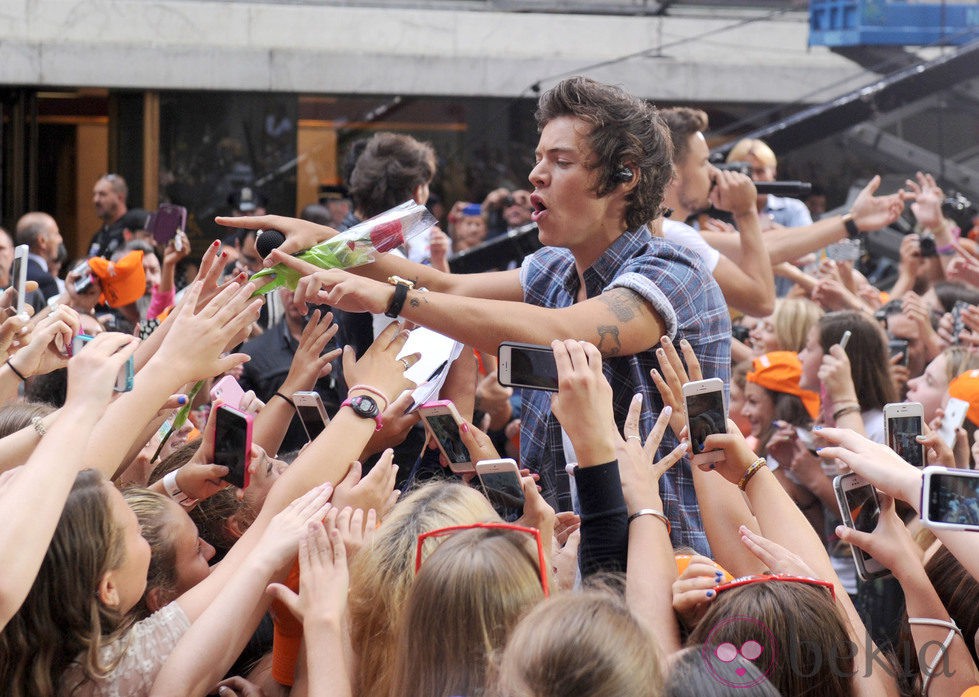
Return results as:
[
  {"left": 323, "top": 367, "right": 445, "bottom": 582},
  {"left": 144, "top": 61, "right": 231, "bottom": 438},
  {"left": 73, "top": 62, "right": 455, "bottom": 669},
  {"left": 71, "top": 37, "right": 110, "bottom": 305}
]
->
[
  {"left": 746, "top": 351, "right": 820, "bottom": 420},
  {"left": 87, "top": 250, "right": 146, "bottom": 308},
  {"left": 948, "top": 370, "right": 979, "bottom": 427}
]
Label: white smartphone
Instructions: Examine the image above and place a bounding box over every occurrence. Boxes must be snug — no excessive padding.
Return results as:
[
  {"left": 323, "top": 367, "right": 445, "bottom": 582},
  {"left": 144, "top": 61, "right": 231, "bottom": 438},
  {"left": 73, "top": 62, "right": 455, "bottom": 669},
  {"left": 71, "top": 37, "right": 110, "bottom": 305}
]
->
[
  {"left": 497, "top": 341, "right": 559, "bottom": 392},
  {"left": 210, "top": 375, "right": 246, "bottom": 410},
  {"left": 418, "top": 399, "right": 474, "bottom": 474},
  {"left": 920, "top": 465, "right": 979, "bottom": 532},
  {"left": 884, "top": 402, "right": 925, "bottom": 468},
  {"left": 833, "top": 472, "right": 890, "bottom": 581},
  {"left": 476, "top": 458, "right": 524, "bottom": 521},
  {"left": 938, "top": 397, "right": 969, "bottom": 448},
  {"left": 682, "top": 378, "right": 727, "bottom": 465},
  {"left": 293, "top": 390, "right": 330, "bottom": 441},
  {"left": 838, "top": 329, "right": 852, "bottom": 351},
  {"left": 11, "top": 244, "right": 28, "bottom": 315}
]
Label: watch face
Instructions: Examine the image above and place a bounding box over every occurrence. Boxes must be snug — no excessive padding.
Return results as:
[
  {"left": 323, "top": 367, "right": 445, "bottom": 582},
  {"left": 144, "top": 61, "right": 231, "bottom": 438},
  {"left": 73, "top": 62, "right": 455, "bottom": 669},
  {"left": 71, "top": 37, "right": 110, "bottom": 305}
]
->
[{"left": 351, "top": 395, "right": 379, "bottom": 418}]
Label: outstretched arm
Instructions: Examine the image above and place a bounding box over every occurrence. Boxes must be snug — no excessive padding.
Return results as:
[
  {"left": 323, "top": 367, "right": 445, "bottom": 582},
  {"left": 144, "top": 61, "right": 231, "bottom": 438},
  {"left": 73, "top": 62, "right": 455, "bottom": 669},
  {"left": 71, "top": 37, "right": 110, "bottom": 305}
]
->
[{"left": 268, "top": 252, "right": 669, "bottom": 358}]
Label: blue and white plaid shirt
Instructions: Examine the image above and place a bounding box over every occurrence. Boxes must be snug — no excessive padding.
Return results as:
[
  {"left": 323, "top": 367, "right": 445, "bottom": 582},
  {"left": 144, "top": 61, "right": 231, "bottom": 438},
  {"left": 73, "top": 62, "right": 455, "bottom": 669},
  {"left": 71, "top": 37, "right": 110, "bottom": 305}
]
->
[{"left": 518, "top": 227, "right": 730, "bottom": 555}]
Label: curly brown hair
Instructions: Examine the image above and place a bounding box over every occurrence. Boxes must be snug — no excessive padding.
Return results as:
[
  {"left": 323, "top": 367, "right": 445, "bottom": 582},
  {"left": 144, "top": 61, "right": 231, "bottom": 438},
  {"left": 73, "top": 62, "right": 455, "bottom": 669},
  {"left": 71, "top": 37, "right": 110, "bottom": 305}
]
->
[
  {"left": 659, "top": 106, "right": 709, "bottom": 166},
  {"left": 535, "top": 76, "right": 673, "bottom": 231}
]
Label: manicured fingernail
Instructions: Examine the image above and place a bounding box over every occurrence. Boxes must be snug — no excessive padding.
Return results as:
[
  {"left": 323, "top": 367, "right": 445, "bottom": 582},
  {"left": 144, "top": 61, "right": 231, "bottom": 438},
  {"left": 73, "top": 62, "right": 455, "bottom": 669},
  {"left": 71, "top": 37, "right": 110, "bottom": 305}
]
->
[
  {"left": 816, "top": 447, "right": 825, "bottom": 453},
  {"left": 212, "top": 240, "right": 220, "bottom": 247},
  {"left": 177, "top": 395, "right": 187, "bottom": 405},
  {"left": 708, "top": 463, "right": 716, "bottom": 470},
  {"left": 813, "top": 425, "right": 823, "bottom": 431},
  {"left": 706, "top": 590, "right": 715, "bottom": 598},
  {"left": 715, "top": 570, "right": 723, "bottom": 580},
  {"left": 460, "top": 422, "right": 469, "bottom": 433},
  {"left": 915, "top": 435, "right": 927, "bottom": 442}
]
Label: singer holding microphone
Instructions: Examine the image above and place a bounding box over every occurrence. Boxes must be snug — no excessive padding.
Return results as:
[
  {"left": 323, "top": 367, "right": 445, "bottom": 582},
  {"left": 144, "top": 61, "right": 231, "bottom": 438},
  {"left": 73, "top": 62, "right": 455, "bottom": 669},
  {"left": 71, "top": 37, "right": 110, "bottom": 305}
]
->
[{"left": 658, "top": 107, "right": 775, "bottom": 318}]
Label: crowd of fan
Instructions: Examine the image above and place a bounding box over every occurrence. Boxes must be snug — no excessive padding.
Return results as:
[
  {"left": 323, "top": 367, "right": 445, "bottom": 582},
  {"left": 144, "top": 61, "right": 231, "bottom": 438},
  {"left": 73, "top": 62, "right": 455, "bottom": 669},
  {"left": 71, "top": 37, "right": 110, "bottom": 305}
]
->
[{"left": 1, "top": 74, "right": 978, "bottom": 697}]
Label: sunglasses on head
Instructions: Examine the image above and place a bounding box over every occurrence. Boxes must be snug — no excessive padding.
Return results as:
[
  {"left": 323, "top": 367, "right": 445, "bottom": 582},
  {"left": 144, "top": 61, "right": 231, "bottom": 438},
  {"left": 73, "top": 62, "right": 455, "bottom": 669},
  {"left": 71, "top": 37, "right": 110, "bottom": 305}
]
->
[
  {"left": 714, "top": 573, "right": 836, "bottom": 601},
  {"left": 415, "top": 522, "right": 549, "bottom": 596}
]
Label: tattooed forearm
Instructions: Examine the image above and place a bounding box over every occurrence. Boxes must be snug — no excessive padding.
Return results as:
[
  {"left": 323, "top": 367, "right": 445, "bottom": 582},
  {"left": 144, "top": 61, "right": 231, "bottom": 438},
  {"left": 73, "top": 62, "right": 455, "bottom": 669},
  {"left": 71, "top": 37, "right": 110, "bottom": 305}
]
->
[
  {"left": 596, "top": 325, "right": 622, "bottom": 356},
  {"left": 599, "top": 289, "right": 644, "bottom": 322},
  {"left": 408, "top": 291, "right": 430, "bottom": 309}
]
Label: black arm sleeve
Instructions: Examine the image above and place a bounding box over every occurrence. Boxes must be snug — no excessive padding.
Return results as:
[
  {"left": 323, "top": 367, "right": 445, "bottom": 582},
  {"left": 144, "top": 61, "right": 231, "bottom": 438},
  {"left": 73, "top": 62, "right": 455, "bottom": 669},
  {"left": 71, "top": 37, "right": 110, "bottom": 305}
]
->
[{"left": 575, "top": 460, "right": 629, "bottom": 578}]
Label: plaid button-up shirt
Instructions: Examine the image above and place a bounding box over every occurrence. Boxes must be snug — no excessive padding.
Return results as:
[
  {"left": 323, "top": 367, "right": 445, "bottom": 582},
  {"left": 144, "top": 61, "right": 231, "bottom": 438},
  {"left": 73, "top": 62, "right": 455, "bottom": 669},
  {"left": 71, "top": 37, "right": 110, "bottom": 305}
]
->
[{"left": 518, "top": 227, "right": 730, "bottom": 555}]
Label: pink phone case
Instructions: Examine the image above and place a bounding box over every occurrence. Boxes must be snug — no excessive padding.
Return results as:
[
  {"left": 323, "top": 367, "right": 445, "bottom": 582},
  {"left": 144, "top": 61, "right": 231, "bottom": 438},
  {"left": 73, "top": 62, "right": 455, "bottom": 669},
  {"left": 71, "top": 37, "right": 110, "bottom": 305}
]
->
[
  {"left": 212, "top": 405, "right": 254, "bottom": 489},
  {"left": 210, "top": 375, "right": 246, "bottom": 409}
]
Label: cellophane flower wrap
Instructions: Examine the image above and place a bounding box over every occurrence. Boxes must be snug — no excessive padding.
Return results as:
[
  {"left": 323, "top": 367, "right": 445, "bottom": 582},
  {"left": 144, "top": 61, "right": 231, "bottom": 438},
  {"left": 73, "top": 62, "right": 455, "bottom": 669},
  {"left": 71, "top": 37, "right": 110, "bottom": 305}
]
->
[{"left": 249, "top": 200, "right": 436, "bottom": 295}]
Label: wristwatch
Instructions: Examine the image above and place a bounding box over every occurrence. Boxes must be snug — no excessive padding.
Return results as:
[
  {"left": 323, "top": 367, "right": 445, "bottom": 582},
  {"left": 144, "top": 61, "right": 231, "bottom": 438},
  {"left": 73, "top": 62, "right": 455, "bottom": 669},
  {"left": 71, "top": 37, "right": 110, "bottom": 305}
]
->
[
  {"left": 341, "top": 394, "right": 384, "bottom": 430},
  {"left": 841, "top": 212, "right": 861, "bottom": 239},
  {"left": 385, "top": 275, "right": 415, "bottom": 319}
]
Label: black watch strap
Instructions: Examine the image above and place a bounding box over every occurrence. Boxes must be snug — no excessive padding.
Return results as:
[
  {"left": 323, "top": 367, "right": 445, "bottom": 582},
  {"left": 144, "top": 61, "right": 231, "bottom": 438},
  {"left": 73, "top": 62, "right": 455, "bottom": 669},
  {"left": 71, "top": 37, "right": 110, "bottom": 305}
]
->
[
  {"left": 385, "top": 279, "right": 411, "bottom": 318},
  {"left": 842, "top": 213, "right": 860, "bottom": 239}
]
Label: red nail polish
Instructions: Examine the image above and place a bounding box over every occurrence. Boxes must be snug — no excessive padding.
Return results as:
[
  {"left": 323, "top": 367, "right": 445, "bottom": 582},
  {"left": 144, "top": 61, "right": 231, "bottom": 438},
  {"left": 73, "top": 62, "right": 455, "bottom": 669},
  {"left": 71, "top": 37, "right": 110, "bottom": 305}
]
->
[
  {"left": 212, "top": 240, "right": 220, "bottom": 247},
  {"left": 460, "top": 422, "right": 469, "bottom": 433}
]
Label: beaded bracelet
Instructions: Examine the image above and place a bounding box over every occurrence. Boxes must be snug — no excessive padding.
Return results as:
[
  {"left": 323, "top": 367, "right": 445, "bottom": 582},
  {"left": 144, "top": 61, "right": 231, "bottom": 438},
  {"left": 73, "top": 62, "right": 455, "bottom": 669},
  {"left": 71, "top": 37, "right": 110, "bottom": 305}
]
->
[{"left": 738, "top": 457, "right": 767, "bottom": 491}]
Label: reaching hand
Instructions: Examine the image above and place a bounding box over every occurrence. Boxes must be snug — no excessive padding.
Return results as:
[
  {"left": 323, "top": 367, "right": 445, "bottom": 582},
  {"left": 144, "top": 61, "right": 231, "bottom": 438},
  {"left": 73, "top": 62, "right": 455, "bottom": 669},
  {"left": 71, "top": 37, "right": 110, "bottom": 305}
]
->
[
  {"left": 340, "top": 321, "right": 416, "bottom": 405},
  {"left": 8, "top": 305, "right": 81, "bottom": 378},
  {"left": 280, "top": 309, "right": 341, "bottom": 394},
  {"left": 617, "top": 396, "right": 686, "bottom": 514},
  {"left": 265, "top": 519, "right": 349, "bottom": 627},
  {"left": 152, "top": 280, "right": 263, "bottom": 384},
  {"left": 849, "top": 175, "right": 907, "bottom": 232},
  {"left": 215, "top": 214, "right": 337, "bottom": 259},
  {"left": 331, "top": 450, "right": 399, "bottom": 520},
  {"left": 649, "top": 336, "right": 703, "bottom": 438},
  {"left": 818, "top": 344, "right": 857, "bottom": 404},
  {"left": 326, "top": 505, "right": 377, "bottom": 561},
  {"left": 259, "top": 483, "right": 335, "bottom": 568},
  {"left": 906, "top": 171, "right": 946, "bottom": 231},
  {"left": 738, "top": 525, "right": 821, "bottom": 578},
  {"left": 813, "top": 427, "right": 923, "bottom": 509},
  {"left": 64, "top": 332, "right": 140, "bottom": 410},
  {"left": 549, "top": 339, "right": 618, "bottom": 466},
  {"left": 834, "top": 494, "right": 922, "bottom": 581}
]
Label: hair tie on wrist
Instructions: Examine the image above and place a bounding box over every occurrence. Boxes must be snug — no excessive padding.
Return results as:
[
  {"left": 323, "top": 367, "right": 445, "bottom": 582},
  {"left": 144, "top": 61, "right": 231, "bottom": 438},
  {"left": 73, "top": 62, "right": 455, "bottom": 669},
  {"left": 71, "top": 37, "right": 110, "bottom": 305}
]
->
[{"left": 6, "top": 359, "right": 27, "bottom": 382}]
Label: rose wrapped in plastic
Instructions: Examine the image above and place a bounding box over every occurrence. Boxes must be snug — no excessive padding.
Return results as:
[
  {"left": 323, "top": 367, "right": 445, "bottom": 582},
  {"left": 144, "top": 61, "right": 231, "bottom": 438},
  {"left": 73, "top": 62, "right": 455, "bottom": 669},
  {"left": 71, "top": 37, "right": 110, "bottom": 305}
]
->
[{"left": 249, "top": 200, "right": 436, "bottom": 295}]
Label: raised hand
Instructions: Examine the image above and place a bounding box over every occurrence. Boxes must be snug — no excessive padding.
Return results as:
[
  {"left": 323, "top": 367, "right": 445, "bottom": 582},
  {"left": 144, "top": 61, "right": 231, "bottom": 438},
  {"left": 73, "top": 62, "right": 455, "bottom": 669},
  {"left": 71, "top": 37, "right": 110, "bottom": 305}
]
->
[
  {"left": 649, "top": 336, "right": 703, "bottom": 437},
  {"left": 849, "top": 175, "right": 907, "bottom": 232},
  {"left": 279, "top": 309, "right": 341, "bottom": 395},
  {"left": 64, "top": 331, "right": 140, "bottom": 410},
  {"left": 549, "top": 339, "right": 618, "bottom": 467},
  {"left": 215, "top": 214, "right": 337, "bottom": 259},
  {"left": 151, "top": 280, "right": 263, "bottom": 384},
  {"left": 7, "top": 305, "right": 81, "bottom": 378},
  {"left": 340, "top": 321, "right": 416, "bottom": 406}
]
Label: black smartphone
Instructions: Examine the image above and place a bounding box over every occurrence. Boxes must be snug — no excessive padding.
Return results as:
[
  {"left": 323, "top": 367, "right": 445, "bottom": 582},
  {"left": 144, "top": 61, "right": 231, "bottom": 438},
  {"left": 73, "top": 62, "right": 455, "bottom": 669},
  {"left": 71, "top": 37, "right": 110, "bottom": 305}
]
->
[
  {"left": 887, "top": 338, "right": 910, "bottom": 368},
  {"left": 952, "top": 301, "right": 970, "bottom": 344},
  {"left": 497, "top": 341, "right": 559, "bottom": 392},
  {"left": 212, "top": 405, "right": 253, "bottom": 489}
]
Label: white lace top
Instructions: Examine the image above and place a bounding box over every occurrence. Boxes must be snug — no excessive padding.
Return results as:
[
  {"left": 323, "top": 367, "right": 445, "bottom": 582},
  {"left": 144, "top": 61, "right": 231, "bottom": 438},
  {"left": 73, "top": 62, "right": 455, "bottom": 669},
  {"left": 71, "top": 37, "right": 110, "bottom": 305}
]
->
[{"left": 59, "top": 602, "right": 191, "bottom": 697}]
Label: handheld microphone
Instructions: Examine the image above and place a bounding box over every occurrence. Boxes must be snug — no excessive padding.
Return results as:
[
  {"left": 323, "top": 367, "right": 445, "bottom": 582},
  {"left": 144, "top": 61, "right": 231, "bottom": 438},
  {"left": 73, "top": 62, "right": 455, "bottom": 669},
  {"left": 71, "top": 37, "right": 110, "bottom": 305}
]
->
[
  {"left": 255, "top": 229, "right": 286, "bottom": 258},
  {"left": 754, "top": 181, "right": 813, "bottom": 196}
]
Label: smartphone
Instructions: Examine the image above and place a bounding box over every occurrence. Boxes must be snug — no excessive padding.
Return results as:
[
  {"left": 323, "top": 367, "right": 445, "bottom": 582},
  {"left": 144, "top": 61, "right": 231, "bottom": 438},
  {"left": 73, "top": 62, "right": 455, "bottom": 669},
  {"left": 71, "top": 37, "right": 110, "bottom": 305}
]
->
[
  {"left": 293, "top": 391, "right": 330, "bottom": 441},
  {"left": 920, "top": 465, "right": 979, "bottom": 532},
  {"left": 212, "top": 404, "right": 253, "bottom": 489},
  {"left": 938, "top": 397, "right": 969, "bottom": 448},
  {"left": 838, "top": 330, "right": 852, "bottom": 351},
  {"left": 952, "top": 301, "right": 969, "bottom": 339},
  {"left": 794, "top": 426, "right": 820, "bottom": 455},
  {"left": 887, "top": 338, "right": 910, "bottom": 368},
  {"left": 682, "top": 378, "right": 727, "bottom": 465},
  {"left": 476, "top": 458, "right": 525, "bottom": 521},
  {"left": 497, "top": 341, "right": 559, "bottom": 392},
  {"left": 826, "top": 240, "right": 861, "bottom": 263},
  {"left": 833, "top": 473, "right": 890, "bottom": 581},
  {"left": 209, "top": 375, "right": 245, "bottom": 409},
  {"left": 11, "top": 244, "right": 28, "bottom": 315},
  {"left": 418, "top": 400, "right": 474, "bottom": 474},
  {"left": 147, "top": 204, "right": 186, "bottom": 246},
  {"left": 71, "top": 334, "right": 135, "bottom": 392},
  {"left": 884, "top": 402, "right": 925, "bottom": 468}
]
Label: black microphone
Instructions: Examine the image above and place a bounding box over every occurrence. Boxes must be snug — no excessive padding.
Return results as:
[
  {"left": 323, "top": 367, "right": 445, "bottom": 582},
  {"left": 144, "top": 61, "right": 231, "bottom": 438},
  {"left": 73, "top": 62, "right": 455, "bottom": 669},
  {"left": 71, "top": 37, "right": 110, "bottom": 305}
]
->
[
  {"left": 754, "top": 181, "right": 813, "bottom": 196},
  {"left": 255, "top": 228, "right": 286, "bottom": 258}
]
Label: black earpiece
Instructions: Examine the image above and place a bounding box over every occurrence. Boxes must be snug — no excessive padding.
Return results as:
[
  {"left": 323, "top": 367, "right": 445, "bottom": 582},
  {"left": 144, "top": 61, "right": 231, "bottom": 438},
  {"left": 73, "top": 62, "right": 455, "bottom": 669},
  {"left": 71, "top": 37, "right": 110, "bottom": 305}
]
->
[{"left": 613, "top": 166, "right": 634, "bottom": 183}]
